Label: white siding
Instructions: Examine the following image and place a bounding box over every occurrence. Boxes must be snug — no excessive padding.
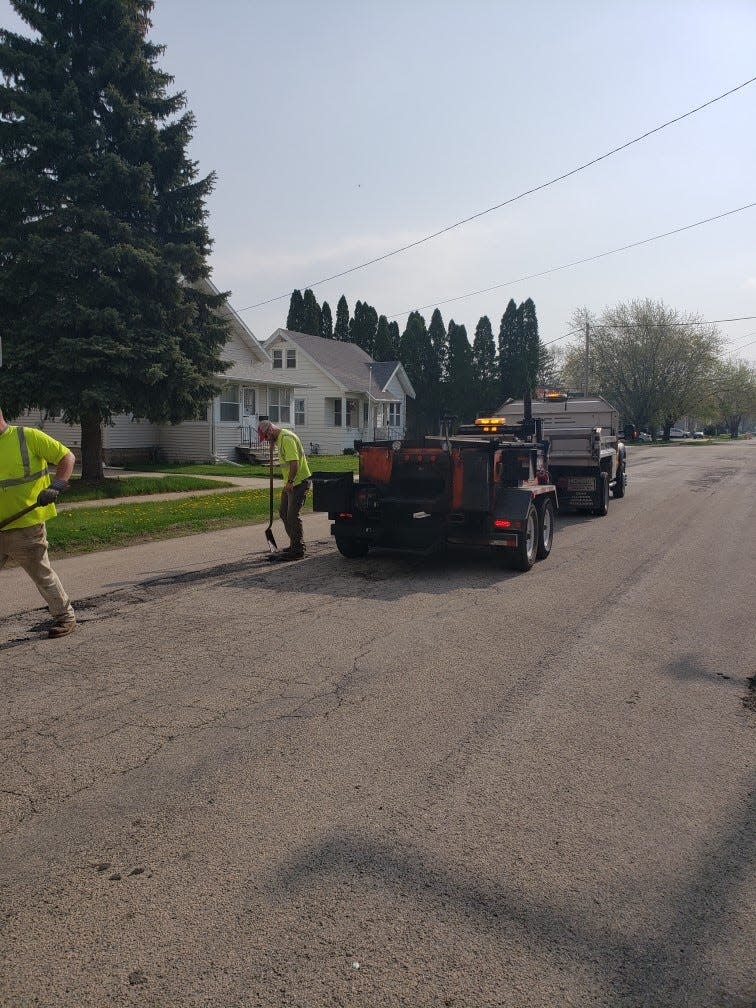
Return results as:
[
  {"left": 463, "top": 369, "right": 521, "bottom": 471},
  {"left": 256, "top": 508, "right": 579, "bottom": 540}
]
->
[
  {"left": 252, "top": 334, "right": 348, "bottom": 455},
  {"left": 158, "top": 419, "right": 211, "bottom": 462}
]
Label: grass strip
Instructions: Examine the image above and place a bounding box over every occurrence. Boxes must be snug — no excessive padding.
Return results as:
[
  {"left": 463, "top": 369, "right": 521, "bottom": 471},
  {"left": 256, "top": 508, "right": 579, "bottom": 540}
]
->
[
  {"left": 47, "top": 489, "right": 309, "bottom": 556},
  {"left": 64, "top": 475, "right": 234, "bottom": 501},
  {"left": 122, "top": 455, "right": 359, "bottom": 477}
]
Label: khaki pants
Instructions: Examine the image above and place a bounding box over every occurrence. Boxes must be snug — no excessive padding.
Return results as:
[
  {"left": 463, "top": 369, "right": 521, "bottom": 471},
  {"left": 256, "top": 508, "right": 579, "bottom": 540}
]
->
[
  {"left": 279, "top": 480, "right": 310, "bottom": 552},
  {"left": 0, "top": 523, "right": 74, "bottom": 620}
]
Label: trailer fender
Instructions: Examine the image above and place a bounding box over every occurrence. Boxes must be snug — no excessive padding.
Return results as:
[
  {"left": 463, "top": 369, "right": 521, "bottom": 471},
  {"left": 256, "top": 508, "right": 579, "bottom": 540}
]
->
[{"left": 494, "top": 487, "right": 538, "bottom": 521}]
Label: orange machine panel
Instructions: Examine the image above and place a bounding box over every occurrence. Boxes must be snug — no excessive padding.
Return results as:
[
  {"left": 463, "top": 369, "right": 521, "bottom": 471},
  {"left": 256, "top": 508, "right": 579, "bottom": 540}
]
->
[{"left": 358, "top": 446, "right": 394, "bottom": 486}]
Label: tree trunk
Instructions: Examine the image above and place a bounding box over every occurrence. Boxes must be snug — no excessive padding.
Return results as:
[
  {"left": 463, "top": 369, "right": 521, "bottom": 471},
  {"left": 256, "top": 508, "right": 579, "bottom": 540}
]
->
[
  {"left": 729, "top": 416, "right": 741, "bottom": 439},
  {"left": 80, "top": 412, "right": 104, "bottom": 482}
]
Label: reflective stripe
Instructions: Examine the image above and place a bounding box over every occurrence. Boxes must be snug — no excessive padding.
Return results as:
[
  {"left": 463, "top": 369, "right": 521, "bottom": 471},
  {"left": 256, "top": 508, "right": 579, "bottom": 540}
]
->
[
  {"left": 0, "top": 428, "right": 47, "bottom": 488},
  {"left": 17, "top": 426, "right": 30, "bottom": 476}
]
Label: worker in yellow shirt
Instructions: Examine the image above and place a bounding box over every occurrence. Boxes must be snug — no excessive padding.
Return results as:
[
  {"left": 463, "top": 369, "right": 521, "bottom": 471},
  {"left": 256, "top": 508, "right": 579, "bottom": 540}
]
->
[
  {"left": 0, "top": 407, "right": 77, "bottom": 637},
  {"left": 257, "top": 419, "right": 311, "bottom": 561}
]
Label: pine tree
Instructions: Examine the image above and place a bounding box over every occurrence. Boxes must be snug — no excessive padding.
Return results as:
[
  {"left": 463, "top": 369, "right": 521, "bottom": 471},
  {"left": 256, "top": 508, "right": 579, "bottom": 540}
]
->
[
  {"left": 350, "top": 300, "right": 378, "bottom": 355},
  {"left": 446, "top": 321, "right": 475, "bottom": 422},
  {"left": 471, "top": 315, "right": 498, "bottom": 415},
  {"left": 400, "top": 311, "right": 440, "bottom": 433},
  {"left": 302, "top": 288, "right": 322, "bottom": 337},
  {"left": 0, "top": 0, "right": 229, "bottom": 481},
  {"left": 374, "top": 315, "right": 394, "bottom": 360},
  {"left": 387, "top": 321, "right": 401, "bottom": 358},
  {"left": 498, "top": 299, "right": 520, "bottom": 401},
  {"left": 428, "top": 308, "right": 448, "bottom": 381},
  {"left": 286, "top": 290, "right": 306, "bottom": 332},
  {"left": 517, "top": 297, "right": 540, "bottom": 396},
  {"left": 334, "top": 295, "right": 350, "bottom": 341},
  {"left": 320, "top": 301, "right": 333, "bottom": 340}
]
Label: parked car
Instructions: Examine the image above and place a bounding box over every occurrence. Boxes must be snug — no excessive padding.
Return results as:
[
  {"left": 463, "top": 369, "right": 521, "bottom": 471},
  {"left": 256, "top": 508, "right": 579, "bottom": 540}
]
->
[
  {"left": 668, "top": 428, "right": 690, "bottom": 439},
  {"left": 637, "top": 431, "right": 652, "bottom": 443},
  {"left": 692, "top": 430, "right": 705, "bottom": 439}
]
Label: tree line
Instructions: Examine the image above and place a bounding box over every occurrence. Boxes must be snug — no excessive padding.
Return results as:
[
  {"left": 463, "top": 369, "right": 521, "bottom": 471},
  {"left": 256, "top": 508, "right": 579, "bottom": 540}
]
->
[{"left": 286, "top": 288, "right": 554, "bottom": 432}]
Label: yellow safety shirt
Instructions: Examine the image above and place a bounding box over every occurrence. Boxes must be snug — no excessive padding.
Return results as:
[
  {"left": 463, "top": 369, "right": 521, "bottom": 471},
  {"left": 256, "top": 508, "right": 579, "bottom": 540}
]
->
[
  {"left": 0, "top": 426, "right": 69, "bottom": 530},
  {"left": 278, "top": 429, "right": 311, "bottom": 486}
]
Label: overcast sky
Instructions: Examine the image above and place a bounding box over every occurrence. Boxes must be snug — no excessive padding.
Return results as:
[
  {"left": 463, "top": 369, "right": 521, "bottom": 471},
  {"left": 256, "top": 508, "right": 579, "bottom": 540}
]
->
[{"left": 2, "top": 0, "right": 755, "bottom": 362}]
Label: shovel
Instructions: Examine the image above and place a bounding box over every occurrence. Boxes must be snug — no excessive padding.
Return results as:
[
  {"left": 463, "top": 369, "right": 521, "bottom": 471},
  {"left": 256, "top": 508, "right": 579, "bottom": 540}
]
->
[
  {"left": 264, "top": 438, "right": 278, "bottom": 552},
  {"left": 0, "top": 490, "right": 51, "bottom": 531}
]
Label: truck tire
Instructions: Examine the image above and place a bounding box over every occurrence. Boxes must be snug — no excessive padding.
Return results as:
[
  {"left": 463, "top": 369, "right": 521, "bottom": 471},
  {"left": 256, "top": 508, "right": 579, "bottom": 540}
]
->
[
  {"left": 536, "top": 498, "right": 555, "bottom": 560},
  {"left": 592, "top": 473, "right": 609, "bottom": 517},
  {"left": 509, "top": 503, "right": 538, "bottom": 571},
  {"left": 335, "top": 537, "right": 369, "bottom": 559}
]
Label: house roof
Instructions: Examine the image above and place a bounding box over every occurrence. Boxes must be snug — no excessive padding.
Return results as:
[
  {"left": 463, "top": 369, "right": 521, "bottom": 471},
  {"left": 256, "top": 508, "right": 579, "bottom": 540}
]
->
[
  {"left": 266, "top": 329, "right": 415, "bottom": 400},
  {"left": 195, "top": 276, "right": 270, "bottom": 365}
]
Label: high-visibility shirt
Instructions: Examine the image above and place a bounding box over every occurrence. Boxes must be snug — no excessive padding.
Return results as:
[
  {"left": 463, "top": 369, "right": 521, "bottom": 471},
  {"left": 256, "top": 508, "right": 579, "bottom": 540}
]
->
[
  {"left": 0, "top": 426, "right": 70, "bottom": 530},
  {"left": 278, "top": 429, "right": 311, "bottom": 486}
]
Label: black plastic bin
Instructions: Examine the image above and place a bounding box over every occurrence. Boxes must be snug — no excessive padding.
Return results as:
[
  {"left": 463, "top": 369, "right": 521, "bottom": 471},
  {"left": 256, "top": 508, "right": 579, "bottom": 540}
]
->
[{"left": 311, "top": 471, "right": 354, "bottom": 513}]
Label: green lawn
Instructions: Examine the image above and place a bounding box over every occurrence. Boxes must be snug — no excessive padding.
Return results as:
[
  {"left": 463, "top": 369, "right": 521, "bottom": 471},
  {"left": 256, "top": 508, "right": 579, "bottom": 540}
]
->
[
  {"left": 48, "top": 488, "right": 304, "bottom": 555},
  {"left": 123, "top": 454, "right": 359, "bottom": 477},
  {"left": 65, "top": 474, "right": 233, "bottom": 501}
]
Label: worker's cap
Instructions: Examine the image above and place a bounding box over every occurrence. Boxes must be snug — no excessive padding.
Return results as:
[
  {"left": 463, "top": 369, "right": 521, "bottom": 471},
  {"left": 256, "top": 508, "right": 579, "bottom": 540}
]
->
[{"left": 257, "top": 420, "right": 274, "bottom": 440}]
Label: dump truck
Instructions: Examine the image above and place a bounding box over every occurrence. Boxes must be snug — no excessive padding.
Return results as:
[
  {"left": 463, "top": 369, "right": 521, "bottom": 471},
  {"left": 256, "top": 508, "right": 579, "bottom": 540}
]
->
[
  {"left": 495, "top": 394, "right": 627, "bottom": 516},
  {"left": 312, "top": 409, "right": 558, "bottom": 571}
]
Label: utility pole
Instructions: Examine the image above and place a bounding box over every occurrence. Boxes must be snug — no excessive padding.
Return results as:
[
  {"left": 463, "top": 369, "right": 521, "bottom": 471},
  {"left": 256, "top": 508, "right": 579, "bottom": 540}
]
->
[{"left": 583, "top": 320, "right": 590, "bottom": 396}]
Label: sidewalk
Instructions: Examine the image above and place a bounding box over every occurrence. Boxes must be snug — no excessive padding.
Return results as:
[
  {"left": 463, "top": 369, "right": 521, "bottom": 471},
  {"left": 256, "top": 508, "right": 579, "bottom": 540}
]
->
[{"left": 57, "top": 469, "right": 275, "bottom": 510}]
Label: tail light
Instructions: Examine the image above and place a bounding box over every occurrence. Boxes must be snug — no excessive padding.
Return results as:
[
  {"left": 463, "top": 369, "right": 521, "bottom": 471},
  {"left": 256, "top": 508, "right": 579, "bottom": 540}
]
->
[{"left": 337, "top": 511, "right": 353, "bottom": 520}]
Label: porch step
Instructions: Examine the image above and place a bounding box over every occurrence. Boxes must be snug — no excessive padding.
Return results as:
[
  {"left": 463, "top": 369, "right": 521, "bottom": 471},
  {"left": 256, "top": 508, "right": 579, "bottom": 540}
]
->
[{"left": 236, "top": 445, "right": 280, "bottom": 465}]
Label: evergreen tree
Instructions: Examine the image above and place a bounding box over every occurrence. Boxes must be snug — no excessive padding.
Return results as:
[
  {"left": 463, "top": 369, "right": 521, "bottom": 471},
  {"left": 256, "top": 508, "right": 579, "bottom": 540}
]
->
[
  {"left": 498, "top": 299, "right": 520, "bottom": 401},
  {"left": 350, "top": 300, "right": 378, "bottom": 355},
  {"left": 446, "top": 321, "right": 475, "bottom": 422},
  {"left": 471, "top": 315, "right": 498, "bottom": 415},
  {"left": 301, "top": 288, "right": 322, "bottom": 337},
  {"left": 428, "top": 308, "right": 448, "bottom": 381},
  {"left": 516, "top": 297, "right": 540, "bottom": 396},
  {"left": 399, "top": 311, "right": 427, "bottom": 430},
  {"left": 286, "top": 289, "right": 306, "bottom": 332},
  {"left": 0, "top": 0, "right": 230, "bottom": 481},
  {"left": 374, "top": 315, "right": 394, "bottom": 360},
  {"left": 334, "top": 295, "right": 350, "bottom": 341},
  {"left": 387, "top": 321, "right": 401, "bottom": 358},
  {"left": 320, "top": 301, "right": 333, "bottom": 340}
]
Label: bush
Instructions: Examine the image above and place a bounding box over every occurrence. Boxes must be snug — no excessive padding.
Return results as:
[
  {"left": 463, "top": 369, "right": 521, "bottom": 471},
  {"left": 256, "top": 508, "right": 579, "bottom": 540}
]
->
[{"left": 343, "top": 446, "right": 356, "bottom": 455}]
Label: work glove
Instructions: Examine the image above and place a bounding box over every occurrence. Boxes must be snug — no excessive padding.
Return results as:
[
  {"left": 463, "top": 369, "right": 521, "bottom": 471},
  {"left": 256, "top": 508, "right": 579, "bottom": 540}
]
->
[{"left": 37, "top": 480, "right": 69, "bottom": 506}]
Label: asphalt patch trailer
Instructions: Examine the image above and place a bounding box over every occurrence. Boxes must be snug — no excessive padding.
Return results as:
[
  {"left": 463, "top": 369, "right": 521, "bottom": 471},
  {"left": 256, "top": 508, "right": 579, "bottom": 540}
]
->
[{"left": 312, "top": 413, "right": 558, "bottom": 571}]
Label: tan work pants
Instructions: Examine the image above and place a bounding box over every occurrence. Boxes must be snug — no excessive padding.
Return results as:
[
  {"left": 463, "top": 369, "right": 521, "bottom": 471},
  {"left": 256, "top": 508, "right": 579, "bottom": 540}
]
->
[
  {"left": 279, "top": 479, "right": 310, "bottom": 552},
  {"left": 0, "top": 523, "right": 74, "bottom": 620}
]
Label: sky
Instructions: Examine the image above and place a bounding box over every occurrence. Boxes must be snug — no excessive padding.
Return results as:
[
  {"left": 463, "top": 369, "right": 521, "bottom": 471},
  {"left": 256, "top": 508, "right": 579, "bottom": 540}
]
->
[{"left": 2, "top": 0, "right": 755, "bottom": 363}]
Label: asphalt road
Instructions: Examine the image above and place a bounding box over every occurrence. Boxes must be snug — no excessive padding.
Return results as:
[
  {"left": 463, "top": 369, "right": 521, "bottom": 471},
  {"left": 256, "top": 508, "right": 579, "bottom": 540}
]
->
[{"left": 1, "top": 442, "right": 754, "bottom": 1008}]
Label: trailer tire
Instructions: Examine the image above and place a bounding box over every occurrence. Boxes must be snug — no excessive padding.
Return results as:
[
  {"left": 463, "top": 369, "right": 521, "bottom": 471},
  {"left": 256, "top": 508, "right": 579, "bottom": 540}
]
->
[
  {"left": 536, "top": 498, "right": 555, "bottom": 560},
  {"left": 335, "top": 537, "right": 370, "bottom": 559},
  {"left": 612, "top": 463, "right": 626, "bottom": 498},
  {"left": 509, "top": 503, "right": 538, "bottom": 571},
  {"left": 592, "top": 473, "right": 610, "bottom": 516}
]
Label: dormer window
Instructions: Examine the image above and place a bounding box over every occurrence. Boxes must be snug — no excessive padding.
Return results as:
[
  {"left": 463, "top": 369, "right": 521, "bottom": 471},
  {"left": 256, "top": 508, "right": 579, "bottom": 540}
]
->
[
  {"left": 286, "top": 349, "right": 297, "bottom": 368},
  {"left": 273, "top": 349, "right": 283, "bottom": 369}
]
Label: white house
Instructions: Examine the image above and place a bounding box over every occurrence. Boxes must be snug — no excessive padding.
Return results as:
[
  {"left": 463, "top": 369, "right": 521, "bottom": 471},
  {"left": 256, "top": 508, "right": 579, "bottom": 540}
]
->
[
  {"left": 16, "top": 284, "right": 415, "bottom": 462},
  {"left": 256, "top": 328, "right": 415, "bottom": 456}
]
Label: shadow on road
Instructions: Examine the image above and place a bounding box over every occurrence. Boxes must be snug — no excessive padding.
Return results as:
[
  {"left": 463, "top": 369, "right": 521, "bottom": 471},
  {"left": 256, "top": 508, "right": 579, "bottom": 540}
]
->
[{"left": 274, "top": 777, "right": 756, "bottom": 1006}]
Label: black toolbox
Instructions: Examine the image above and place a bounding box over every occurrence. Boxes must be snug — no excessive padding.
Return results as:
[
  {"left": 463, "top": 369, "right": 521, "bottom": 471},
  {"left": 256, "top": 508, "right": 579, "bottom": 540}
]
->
[{"left": 311, "top": 471, "right": 354, "bottom": 513}]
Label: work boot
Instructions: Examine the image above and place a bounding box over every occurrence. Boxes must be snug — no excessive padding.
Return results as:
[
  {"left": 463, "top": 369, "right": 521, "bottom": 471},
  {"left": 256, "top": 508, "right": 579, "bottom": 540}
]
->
[{"left": 49, "top": 616, "right": 76, "bottom": 638}]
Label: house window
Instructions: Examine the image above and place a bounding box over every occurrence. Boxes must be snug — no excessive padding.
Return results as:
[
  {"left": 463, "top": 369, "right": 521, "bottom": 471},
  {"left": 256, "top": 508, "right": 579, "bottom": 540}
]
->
[
  {"left": 272, "top": 349, "right": 283, "bottom": 369},
  {"left": 294, "top": 398, "right": 305, "bottom": 426},
  {"left": 286, "top": 349, "right": 297, "bottom": 368},
  {"left": 345, "top": 399, "right": 359, "bottom": 428},
  {"left": 332, "top": 399, "right": 342, "bottom": 427},
  {"left": 388, "top": 402, "right": 402, "bottom": 426},
  {"left": 219, "top": 386, "right": 240, "bottom": 422},
  {"left": 243, "top": 388, "right": 256, "bottom": 415},
  {"left": 269, "top": 387, "right": 291, "bottom": 423}
]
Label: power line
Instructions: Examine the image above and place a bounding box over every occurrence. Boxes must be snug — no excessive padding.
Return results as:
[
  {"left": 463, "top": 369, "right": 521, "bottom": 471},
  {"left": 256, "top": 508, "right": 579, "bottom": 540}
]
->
[
  {"left": 238, "top": 75, "right": 756, "bottom": 313},
  {"left": 543, "top": 318, "right": 756, "bottom": 349},
  {"left": 387, "top": 201, "right": 756, "bottom": 318}
]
